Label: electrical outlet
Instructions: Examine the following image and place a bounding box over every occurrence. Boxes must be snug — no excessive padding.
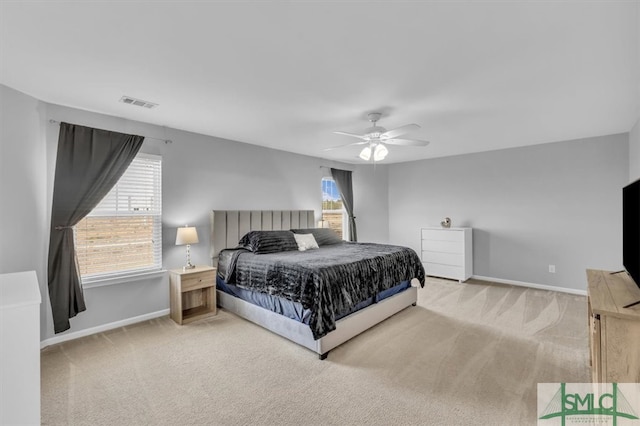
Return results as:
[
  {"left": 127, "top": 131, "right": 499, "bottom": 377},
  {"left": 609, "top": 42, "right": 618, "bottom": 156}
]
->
[{"left": 549, "top": 265, "right": 556, "bottom": 273}]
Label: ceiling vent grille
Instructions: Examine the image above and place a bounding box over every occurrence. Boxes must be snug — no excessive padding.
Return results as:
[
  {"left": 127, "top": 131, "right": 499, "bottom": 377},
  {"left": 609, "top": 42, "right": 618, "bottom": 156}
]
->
[{"left": 119, "top": 96, "right": 158, "bottom": 109}]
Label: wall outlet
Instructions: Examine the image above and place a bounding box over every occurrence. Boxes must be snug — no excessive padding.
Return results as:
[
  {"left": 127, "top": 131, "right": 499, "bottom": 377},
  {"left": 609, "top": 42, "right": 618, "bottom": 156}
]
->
[{"left": 549, "top": 265, "right": 556, "bottom": 273}]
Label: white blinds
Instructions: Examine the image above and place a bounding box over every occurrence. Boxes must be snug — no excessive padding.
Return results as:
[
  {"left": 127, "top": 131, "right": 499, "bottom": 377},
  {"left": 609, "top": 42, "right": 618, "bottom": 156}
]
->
[
  {"left": 90, "top": 153, "right": 162, "bottom": 217},
  {"left": 75, "top": 153, "right": 162, "bottom": 279}
]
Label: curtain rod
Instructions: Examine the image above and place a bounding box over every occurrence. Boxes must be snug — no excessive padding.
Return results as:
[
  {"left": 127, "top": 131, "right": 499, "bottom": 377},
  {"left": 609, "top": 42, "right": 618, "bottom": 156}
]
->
[{"left": 49, "top": 119, "right": 173, "bottom": 144}]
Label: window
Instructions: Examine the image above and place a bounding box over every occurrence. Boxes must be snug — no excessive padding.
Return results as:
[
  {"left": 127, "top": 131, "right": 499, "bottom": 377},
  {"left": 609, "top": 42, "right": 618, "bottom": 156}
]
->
[
  {"left": 321, "top": 178, "right": 346, "bottom": 239},
  {"left": 75, "top": 153, "right": 162, "bottom": 281}
]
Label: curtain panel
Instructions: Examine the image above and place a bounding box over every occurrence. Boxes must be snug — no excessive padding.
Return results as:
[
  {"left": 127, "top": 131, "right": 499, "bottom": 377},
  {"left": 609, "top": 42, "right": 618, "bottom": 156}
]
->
[
  {"left": 330, "top": 168, "right": 357, "bottom": 242},
  {"left": 47, "top": 122, "right": 144, "bottom": 333}
]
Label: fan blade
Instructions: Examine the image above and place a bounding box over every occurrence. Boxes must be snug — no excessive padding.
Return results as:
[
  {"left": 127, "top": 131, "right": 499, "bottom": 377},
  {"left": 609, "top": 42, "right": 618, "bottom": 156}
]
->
[
  {"left": 333, "top": 131, "right": 367, "bottom": 139},
  {"left": 381, "top": 123, "right": 421, "bottom": 139},
  {"left": 384, "top": 138, "right": 430, "bottom": 147},
  {"left": 323, "top": 141, "right": 369, "bottom": 151}
]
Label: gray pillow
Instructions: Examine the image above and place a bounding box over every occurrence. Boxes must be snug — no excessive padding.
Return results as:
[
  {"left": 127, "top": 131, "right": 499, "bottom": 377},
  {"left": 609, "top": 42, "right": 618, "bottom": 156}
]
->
[
  {"left": 291, "top": 228, "right": 343, "bottom": 246},
  {"left": 238, "top": 230, "right": 299, "bottom": 254}
]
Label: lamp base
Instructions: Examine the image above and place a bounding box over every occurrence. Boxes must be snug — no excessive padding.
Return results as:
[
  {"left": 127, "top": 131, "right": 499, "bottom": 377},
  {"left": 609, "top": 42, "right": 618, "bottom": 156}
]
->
[{"left": 183, "top": 244, "right": 196, "bottom": 270}]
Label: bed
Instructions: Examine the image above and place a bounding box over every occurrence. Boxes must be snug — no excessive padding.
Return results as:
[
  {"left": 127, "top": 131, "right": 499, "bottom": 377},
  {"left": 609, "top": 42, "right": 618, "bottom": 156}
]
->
[{"left": 210, "top": 210, "right": 425, "bottom": 359}]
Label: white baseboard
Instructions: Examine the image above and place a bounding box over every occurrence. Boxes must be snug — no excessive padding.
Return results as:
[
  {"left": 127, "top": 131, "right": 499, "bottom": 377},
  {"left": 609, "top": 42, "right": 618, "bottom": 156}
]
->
[
  {"left": 471, "top": 275, "right": 587, "bottom": 296},
  {"left": 39, "top": 275, "right": 585, "bottom": 348},
  {"left": 40, "top": 308, "right": 170, "bottom": 349}
]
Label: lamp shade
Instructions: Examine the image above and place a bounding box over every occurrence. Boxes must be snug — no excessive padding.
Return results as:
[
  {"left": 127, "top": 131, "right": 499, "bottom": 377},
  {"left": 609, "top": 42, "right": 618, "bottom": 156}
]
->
[
  {"left": 175, "top": 226, "right": 199, "bottom": 245},
  {"left": 359, "top": 146, "right": 372, "bottom": 161},
  {"left": 359, "top": 144, "right": 388, "bottom": 162},
  {"left": 374, "top": 144, "right": 388, "bottom": 161}
]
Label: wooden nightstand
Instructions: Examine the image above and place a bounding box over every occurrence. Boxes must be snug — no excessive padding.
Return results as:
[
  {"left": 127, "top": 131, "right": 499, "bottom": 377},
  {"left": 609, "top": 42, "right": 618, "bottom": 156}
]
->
[{"left": 169, "top": 266, "right": 217, "bottom": 325}]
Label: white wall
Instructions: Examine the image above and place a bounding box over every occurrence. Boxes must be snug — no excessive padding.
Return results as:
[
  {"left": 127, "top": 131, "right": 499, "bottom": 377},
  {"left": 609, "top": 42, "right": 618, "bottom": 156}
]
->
[
  {"left": 2, "top": 82, "right": 633, "bottom": 339},
  {"left": 0, "top": 85, "right": 48, "bottom": 276},
  {"left": 0, "top": 87, "right": 382, "bottom": 341},
  {"left": 631, "top": 117, "right": 640, "bottom": 182},
  {"left": 0, "top": 85, "right": 48, "bottom": 335},
  {"left": 388, "top": 134, "right": 629, "bottom": 291},
  {"left": 42, "top": 104, "right": 372, "bottom": 340},
  {"left": 632, "top": 1, "right": 640, "bottom": 181},
  {"left": 353, "top": 164, "right": 389, "bottom": 243}
]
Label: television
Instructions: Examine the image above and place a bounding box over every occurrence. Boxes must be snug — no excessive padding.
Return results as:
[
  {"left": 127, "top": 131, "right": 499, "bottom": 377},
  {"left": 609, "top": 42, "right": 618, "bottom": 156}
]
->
[{"left": 623, "top": 178, "right": 640, "bottom": 291}]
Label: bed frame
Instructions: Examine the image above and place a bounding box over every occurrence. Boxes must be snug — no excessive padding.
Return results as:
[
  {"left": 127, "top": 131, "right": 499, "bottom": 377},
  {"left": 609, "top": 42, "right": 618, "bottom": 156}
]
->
[{"left": 210, "top": 210, "right": 418, "bottom": 359}]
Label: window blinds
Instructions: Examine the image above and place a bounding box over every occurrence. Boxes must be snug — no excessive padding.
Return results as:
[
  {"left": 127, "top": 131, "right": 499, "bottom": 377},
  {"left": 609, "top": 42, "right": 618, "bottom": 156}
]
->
[{"left": 75, "top": 153, "right": 162, "bottom": 279}]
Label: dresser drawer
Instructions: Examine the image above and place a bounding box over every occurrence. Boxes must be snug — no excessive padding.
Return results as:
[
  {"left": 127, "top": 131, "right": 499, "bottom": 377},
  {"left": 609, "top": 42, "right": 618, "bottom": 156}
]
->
[
  {"left": 421, "top": 228, "right": 464, "bottom": 242},
  {"left": 181, "top": 271, "right": 215, "bottom": 292},
  {"left": 421, "top": 251, "right": 463, "bottom": 267},
  {"left": 423, "top": 262, "right": 464, "bottom": 280},
  {"left": 422, "top": 240, "right": 463, "bottom": 254}
]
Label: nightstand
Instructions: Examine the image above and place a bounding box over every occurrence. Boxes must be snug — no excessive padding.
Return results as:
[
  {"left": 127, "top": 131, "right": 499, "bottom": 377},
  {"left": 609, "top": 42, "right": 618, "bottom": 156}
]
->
[{"left": 169, "top": 265, "right": 217, "bottom": 325}]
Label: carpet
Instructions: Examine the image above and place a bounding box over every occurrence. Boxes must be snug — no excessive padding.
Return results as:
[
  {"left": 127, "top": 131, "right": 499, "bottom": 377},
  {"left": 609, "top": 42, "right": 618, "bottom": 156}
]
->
[{"left": 41, "top": 277, "right": 589, "bottom": 425}]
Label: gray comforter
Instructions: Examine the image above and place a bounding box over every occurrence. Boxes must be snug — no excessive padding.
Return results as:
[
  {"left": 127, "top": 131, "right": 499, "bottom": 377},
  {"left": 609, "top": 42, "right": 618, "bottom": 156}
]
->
[{"left": 218, "top": 242, "right": 425, "bottom": 339}]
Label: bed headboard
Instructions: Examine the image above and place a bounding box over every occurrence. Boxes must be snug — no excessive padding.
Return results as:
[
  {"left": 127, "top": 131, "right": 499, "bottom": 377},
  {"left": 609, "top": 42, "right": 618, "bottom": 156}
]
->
[{"left": 210, "top": 210, "right": 315, "bottom": 264}]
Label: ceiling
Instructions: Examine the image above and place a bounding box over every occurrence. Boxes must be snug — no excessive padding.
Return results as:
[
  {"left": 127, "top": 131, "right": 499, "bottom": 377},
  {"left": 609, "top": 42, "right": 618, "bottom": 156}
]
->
[{"left": 1, "top": 1, "right": 639, "bottom": 164}]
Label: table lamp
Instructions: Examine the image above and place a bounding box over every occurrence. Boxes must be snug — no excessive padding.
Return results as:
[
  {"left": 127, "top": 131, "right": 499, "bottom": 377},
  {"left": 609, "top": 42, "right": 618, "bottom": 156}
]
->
[{"left": 175, "top": 226, "right": 199, "bottom": 270}]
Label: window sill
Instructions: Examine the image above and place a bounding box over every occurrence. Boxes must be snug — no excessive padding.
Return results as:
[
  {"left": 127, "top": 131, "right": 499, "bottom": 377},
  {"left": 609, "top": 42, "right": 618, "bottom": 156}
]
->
[{"left": 82, "top": 269, "right": 167, "bottom": 289}]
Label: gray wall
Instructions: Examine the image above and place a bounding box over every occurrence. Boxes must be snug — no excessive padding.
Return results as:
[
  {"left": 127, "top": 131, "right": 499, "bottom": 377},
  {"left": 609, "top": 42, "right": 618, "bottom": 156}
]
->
[
  {"left": 0, "top": 86, "right": 49, "bottom": 339},
  {"left": 631, "top": 117, "right": 640, "bottom": 182},
  {"left": 388, "top": 134, "right": 629, "bottom": 291},
  {"left": 42, "top": 104, "right": 374, "bottom": 340},
  {"left": 1, "top": 82, "right": 634, "bottom": 339},
  {"left": 1, "top": 85, "right": 382, "bottom": 341},
  {"left": 632, "top": 3, "right": 640, "bottom": 182},
  {"left": 353, "top": 164, "right": 389, "bottom": 243}
]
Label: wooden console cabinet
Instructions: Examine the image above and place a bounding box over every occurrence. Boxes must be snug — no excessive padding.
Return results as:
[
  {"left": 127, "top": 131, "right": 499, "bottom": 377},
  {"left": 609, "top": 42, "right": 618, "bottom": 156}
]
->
[{"left": 587, "top": 269, "right": 640, "bottom": 383}]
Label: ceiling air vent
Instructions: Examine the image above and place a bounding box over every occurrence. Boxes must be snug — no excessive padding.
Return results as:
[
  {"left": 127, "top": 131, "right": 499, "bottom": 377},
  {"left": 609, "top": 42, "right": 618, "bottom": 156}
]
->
[{"left": 119, "top": 96, "right": 158, "bottom": 109}]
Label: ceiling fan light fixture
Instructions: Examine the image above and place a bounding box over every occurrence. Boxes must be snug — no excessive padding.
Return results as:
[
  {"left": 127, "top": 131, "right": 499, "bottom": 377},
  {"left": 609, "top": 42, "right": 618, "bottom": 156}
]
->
[
  {"left": 359, "top": 144, "right": 388, "bottom": 162},
  {"left": 374, "top": 144, "right": 388, "bottom": 161},
  {"left": 359, "top": 146, "right": 372, "bottom": 161},
  {"left": 333, "top": 112, "right": 428, "bottom": 161}
]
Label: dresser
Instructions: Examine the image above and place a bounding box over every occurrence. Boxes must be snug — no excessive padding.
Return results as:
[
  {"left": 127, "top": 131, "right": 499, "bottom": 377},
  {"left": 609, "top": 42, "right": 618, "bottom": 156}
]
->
[
  {"left": 0, "top": 271, "right": 41, "bottom": 425},
  {"left": 421, "top": 227, "right": 473, "bottom": 282}
]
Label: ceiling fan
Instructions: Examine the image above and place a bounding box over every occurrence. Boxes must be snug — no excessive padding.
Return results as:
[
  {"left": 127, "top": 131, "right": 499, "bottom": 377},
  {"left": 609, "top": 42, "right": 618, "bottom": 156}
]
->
[{"left": 326, "top": 112, "right": 430, "bottom": 162}]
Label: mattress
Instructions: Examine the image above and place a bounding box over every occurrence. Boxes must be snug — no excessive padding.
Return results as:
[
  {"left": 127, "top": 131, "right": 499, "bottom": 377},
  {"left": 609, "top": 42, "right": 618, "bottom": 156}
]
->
[
  {"left": 216, "top": 276, "right": 412, "bottom": 325},
  {"left": 218, "top": 240, "right": 425, "bottom": 339}
]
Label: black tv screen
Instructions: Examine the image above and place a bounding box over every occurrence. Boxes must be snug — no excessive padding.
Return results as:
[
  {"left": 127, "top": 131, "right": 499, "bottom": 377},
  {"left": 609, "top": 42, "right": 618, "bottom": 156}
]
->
[{"left": 624, "top": 178, "right": 640, "bottom": 287}]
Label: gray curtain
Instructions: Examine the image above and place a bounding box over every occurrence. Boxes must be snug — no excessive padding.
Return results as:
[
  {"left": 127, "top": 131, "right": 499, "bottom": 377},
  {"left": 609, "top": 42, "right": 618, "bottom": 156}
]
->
[
  {"left": 48, "top": 122, "right": 144, "bottom": 333},
  {"left": 330, "top": 168, "right": 357, "bottom": 242}
]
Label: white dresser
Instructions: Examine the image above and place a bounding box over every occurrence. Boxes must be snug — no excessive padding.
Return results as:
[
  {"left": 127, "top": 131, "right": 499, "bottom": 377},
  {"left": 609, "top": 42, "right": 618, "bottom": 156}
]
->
[
  {"left": 0, "top": 271, "right": 41, "bottom": 425},
  {"left": 421, "top": 227, "right": 473, "bottom": 282}
]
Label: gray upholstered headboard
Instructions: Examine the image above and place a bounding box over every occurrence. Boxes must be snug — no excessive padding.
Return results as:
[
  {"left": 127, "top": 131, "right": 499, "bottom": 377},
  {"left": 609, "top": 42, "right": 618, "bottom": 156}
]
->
[{"left": 210, "top": 210, "right": 315, "bottom": 264}]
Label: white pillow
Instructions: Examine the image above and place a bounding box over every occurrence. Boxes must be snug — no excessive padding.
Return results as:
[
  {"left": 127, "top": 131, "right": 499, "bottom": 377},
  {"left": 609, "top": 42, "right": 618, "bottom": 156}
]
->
[{"left": 293, "top": 233, "right": 319, "bottom": 251}]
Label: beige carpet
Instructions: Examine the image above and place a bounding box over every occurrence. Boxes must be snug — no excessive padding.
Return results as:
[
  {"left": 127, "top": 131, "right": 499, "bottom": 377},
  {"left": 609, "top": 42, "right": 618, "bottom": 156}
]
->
[{"left": 41, "top": 277, "right": 589, "bottom": 425}]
